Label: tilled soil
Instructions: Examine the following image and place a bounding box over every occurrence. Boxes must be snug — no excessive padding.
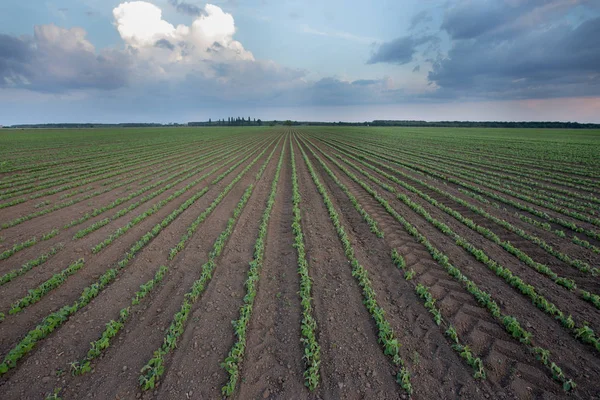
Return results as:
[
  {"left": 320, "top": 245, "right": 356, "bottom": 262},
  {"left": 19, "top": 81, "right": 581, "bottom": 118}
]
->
[{"left": 0, "top": 129, "right": 599, "bottom": 400}]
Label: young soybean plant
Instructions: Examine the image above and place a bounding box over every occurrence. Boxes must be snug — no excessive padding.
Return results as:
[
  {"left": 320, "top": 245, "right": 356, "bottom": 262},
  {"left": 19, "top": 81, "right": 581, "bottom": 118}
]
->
[
  {"left": 221, "top": 137, "right": 286, "bottom": 396},
  {"left": 296, "top": 136, "right": 411, "bottom": 395}
]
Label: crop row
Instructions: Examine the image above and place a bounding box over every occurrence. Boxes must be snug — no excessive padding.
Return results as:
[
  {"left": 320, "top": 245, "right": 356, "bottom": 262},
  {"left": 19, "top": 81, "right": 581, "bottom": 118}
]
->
[
  {"left": 69, "top": 139, "right": 275, "bottom": 376},
  {"left": 74, "top": 140, "right": 252, "bottom": 240},
  {"left": 138, "top": 139, "right": 280, "bottom": 390},
  {"left": 62, "top": 139, "right": 247, "bottom": 232},
  {"left": 296, "top": 136, "right": 412, "bottom": 394},
  {"left": 167, "top": 139, "right": 275, "bottom": 259},
  {"left": 289, "top": 138, "right": 321, "bottom": 390},
  {"left": 69, "top": 265, "right": 168, "bottom": 375},
  {"left": 299, "top": 135, "right": 488, "bottom": 380},
  {"left": 377, "top": 140, "right": 600, "bottom": 209},
  {"left": 90, "top": 142, "right": 262, "bottom": 255},
  {"left": 325, "top": 137, "right": 600, "bottom": 244},
  {"left": 317, "top": 137, "right": 599, "bottom": 275},
  {"left": 7, "top": 259, "right": 85, "bottom": 315},
  {"left": 327, "top": 141, "right": 598, "bottom": 276},
  {"left": 300, "top": 134, "right": 574, "bottom": 391},
  {"left": 324, "top": 143, "right": 600, "bottom": 351},
  {"left": 0, "top": 141, "right": 270, "bottom": 375},
  {"left": 0, "top": 140, "right": 197, "bottom": 205},
  {"left": 0, "top": 138, "right": 211, "bottom": 194},
  {"left": 221, "top": 136, "right": 286, "bottom": 396},
  {"left": 0, "top": 245, "right": 63, "bottom": 287},
  {"left": 320, "top": 140, "right": 599, "bottom": 308}
]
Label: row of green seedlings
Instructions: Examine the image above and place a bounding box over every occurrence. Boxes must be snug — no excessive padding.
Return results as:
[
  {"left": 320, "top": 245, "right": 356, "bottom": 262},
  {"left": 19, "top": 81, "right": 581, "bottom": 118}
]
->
[
  {"left": 325, "top": 141, "right": 598, "bottom": 277},
  {"left": 71, "top": 138, "right": 278, "bottom": 378},
  {"left": 0, "top": 244, "right": 63, "bottom": 287},
  {"left": 295, "top": 137, "right": 412, "bottom": 394},
  {"left": 0, "top": 227, "right": 58, "bottom": 263},
  {"left": 7, "top": 259, "right": 85, "bottom": 315},
  {"left": 0, "top": 139, "right": 226, "bottom": 229},
  {"left": 72, "top": 140, "right": 250, "bottom": 240},
  {"left": 0, "top": 139, "right": 258, "bottom": 375},
  {"left": 138, "top": 141, "right": 279, "bottom": 390},
  {"left": 324, "top": 137, "right": 600, "bottom": 243},
  {"left": 221, "top": 137, "right": 286, "bottom": 396},
  {"left": 0, "top": 140, "right": 158, "bottom": 175},
  {"left": 167, "top": 138, "right": 277, "bottom": 259},
  {"left": 0, "top": 136, "right": 202, "bottom": 188},
  {"left": 91, "top": 142, "right": 264, "bottom": 255},
  {"left": 321, "top": 141, "right": 600, "bottom": 306},
  {"left": 391, "top": 250, "right": 485, "bottom": 379},
  {"left": 516, "top": 214, "right": 567, "bottom": 238},
  {"left": 2, "top": 164, "right": 157, "bottom": 229},
  {"left": 304, "top": 135, "right": 576, "bottom": 392},
  {"left": 429, "top": 156, "right": 600, "bottom": 226},
  {"left": 0, "top": 139, "right": 161, "bottom": 176},
  {"left": 69, "top": 265, "right": 168, "bottom": 375},
  {"left": 0, "top": 146, "right": 165, "bottom": 207},
  {"left": 420, "top": 144, "right": 600, "bottom": 203},
  {"left": 327, "top": 145, "right": 600, "bottom": 352},
  {"left": 301, "top": 139, "right": 383, "bottom": 238},
  {"left": 330, "top": 138, "right": 600, "bottom": 255},
  {"left": 289, "top": 138, "right": 321, "bottom": 391},
  {"left": 0, "top": 139, "right": 195, "bottom": 203},
  {"left": 299, "top": 135, "right": 486, "bottom": 380},
  {"left": 0, "top": 145, "right": 148, "bottom": 199},
  {"left": 344, "top": 134, "right": 600, "bottom": 196},
  {"left": 61, "top": 141, "right": 233, "bottom": 231},
  {"left": 381, "top": 141, "right": 600, "bottom": 214},
  {"left": 572, "top": 236, "right": 600, "bottom": 255},
  {"left": 0, "top": 237, "right": 38, "bottom": 260}
]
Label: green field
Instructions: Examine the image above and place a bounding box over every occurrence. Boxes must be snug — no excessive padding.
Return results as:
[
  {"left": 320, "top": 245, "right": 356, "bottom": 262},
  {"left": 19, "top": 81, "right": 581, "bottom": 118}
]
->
[{"left": 0, "top": 126, "right": 599, "bottom": 399}]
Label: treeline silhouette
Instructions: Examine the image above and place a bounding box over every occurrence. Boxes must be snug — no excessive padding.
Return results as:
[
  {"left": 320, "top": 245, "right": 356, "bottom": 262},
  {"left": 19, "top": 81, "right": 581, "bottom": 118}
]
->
[{"left": 5, "top": 120, "right": 600, "bottom": 129}]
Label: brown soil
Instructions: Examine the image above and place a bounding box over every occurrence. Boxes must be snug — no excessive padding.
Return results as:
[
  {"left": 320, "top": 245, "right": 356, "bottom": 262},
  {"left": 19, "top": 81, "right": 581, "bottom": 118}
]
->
[{"left": 0, "top": 129, "right": 598, "bottom": 400}]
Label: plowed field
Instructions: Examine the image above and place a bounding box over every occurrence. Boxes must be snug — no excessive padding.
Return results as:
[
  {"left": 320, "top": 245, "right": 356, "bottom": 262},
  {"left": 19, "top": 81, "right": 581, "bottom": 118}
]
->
[{"left": 1, "top": 126, "right": 599, "bottom": 399}]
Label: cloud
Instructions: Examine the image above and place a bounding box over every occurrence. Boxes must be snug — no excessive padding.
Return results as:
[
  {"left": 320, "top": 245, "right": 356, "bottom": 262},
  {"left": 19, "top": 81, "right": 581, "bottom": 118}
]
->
[
  {"left": 409, "top": 10, "right": 432, "bottom": 30},
  {"left": 168, "top": 0, "right": 203, "bottom": 16},
  {"left": 367, "top": 35, "right": 435, "bottom": 65},
  {"left": 300, "top": 24, "right": 377, "bottom": 44},
  {"left": 441, "top": 0, "right": 591, "bottom": 40},
  {"left": 430, "top": 11, "right": 600, "bottom": 99},
  {"left": 0, "top": 25, "right": 129, "bottom": 91},
  {"left": 154, "top": 38, "right": 175, "bottom": 50},
  {"left": 113, "top": 1, "right": 254, "bottom": 68}
]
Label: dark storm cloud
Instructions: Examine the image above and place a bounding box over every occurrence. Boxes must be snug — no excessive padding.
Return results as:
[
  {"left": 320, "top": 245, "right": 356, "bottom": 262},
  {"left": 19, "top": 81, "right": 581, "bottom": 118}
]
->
[
  {"left": 168, "top": 0, "right": 203, "bottom": 17},
  {"left": 441, "top": 0, "right": 514, "bottom": 40},
  {"left": 430, "top": 13, "right": 600, "bottom": 99},
  {"left": 0, "top": 25, "right": 128, "bottom": 92},
  {"left": 367, "top": 35, "right": 435, "bottom": 65}
]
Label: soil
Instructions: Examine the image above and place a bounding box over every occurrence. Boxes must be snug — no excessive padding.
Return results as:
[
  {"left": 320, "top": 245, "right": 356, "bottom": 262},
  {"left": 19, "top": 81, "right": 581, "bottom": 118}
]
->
[{"left": 0, "top": 129, "right": 598, "bottom": 400}]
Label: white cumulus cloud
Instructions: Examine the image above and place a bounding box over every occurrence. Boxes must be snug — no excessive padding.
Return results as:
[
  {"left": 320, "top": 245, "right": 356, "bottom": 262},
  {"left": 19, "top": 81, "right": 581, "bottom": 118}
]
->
[{"left": 113, "top": 1, "right": 253, "bottom": 69}]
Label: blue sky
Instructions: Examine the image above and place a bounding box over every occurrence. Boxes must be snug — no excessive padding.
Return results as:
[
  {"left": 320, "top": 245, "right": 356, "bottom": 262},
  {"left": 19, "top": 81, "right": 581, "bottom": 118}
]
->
[{"left": 1, "top": 0, "right": 599, "bottom": 124}]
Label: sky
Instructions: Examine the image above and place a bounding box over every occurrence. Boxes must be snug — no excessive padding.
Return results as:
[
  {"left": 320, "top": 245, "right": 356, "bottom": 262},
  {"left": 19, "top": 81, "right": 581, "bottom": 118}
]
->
[{"left": 1, "top": 0, "right": 599, "bottom": 124}]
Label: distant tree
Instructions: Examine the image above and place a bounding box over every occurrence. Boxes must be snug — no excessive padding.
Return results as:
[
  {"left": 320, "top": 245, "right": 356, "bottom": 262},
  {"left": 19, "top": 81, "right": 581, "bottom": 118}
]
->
[
  {"left": 257, "top": 119, "right": 262, "bottom": 126},
  {"left": 209, "top": 118, "right": 211, "bottom": 124},
  {"left": 284, "top": 120, "right": 293, "bottom": 126}
]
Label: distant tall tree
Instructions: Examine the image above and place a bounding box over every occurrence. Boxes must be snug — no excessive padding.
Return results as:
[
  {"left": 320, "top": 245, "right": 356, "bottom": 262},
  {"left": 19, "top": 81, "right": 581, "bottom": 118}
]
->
[{"left": 209, "top": 118, "right": 211, "bottom": 124}]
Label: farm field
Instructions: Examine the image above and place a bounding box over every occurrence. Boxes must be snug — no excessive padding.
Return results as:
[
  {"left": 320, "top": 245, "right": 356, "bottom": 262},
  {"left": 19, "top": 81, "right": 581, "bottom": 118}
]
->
[{"left": 0, "top": 126, "right": 599, "bottom": 399}]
